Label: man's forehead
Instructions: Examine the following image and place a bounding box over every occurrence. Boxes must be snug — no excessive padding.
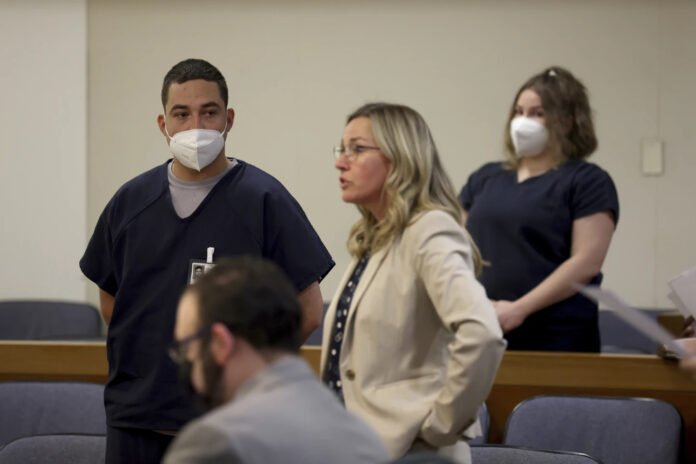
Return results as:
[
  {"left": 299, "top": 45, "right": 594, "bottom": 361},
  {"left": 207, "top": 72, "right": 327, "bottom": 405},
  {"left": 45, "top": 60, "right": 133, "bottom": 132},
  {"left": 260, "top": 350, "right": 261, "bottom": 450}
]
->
[
  {"left": 176, "top": 291, "right": 201, "bottom": 335},
  {"left": 165, "top": 79, "right": 224, "bottom": 110}
]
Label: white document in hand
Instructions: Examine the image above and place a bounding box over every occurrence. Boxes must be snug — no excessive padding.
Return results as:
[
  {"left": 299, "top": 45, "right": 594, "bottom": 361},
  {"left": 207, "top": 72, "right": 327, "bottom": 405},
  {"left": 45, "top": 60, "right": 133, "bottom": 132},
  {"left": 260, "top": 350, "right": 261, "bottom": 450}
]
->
[
  {"left": 667, "top": 291, "right": 692, "bottom": 319},
  {"left": 668, "top": 266, "right": 696, "bottom": 319},
  {"left": 577, "top": 285, "right": 688, "bottom": 357}
]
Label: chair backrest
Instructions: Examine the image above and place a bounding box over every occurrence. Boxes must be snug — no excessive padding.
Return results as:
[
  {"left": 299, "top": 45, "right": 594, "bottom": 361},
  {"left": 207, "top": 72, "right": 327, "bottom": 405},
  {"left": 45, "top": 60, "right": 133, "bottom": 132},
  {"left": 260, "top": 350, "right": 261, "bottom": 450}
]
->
[
  {"left": 0, "top": 300, "right": 102, "bottom": 340},
  {"left": 0, "top": 382, "right": 106, "bottom": 447},
  {"left": 469, "top": 403, "right": 490, "bottom": 445},
  {"left": 0, "top": 434, "right": 105, "bottom": 464},
  {"left": 390, "top": 453, "right": 457, "bottom": 463},
  {"left": 471, "top": 445, "right": 602, "bottom": 464},
  {"left": 599, "top": 309, "right": 661, "bottom": 354},
  {"left": 504, "top": 395, "right": 682, "bottom": 464}
]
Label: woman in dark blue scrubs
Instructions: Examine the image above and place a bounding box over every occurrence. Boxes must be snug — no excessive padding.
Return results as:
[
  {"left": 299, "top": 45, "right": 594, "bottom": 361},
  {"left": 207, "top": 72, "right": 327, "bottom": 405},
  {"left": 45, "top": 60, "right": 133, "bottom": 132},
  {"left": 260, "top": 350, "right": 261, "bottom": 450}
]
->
[{"left": 460, "top": 66, "right": 619, "bottom": 352}]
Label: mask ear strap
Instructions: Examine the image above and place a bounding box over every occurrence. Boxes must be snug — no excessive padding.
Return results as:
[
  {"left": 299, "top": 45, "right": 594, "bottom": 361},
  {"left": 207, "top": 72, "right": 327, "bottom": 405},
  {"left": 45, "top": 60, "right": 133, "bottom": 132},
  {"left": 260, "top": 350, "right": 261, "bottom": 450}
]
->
[{"left": 163, "top": 121, "right": 173, "bottom": 139}]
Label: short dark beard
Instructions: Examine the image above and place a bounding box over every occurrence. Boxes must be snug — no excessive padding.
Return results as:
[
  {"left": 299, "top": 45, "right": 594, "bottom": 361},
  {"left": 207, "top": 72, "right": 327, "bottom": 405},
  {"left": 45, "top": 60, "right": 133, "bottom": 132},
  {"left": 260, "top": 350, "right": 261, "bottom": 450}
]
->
[{"left": 198, "top": 346, "right": 227, "bottom": 411}]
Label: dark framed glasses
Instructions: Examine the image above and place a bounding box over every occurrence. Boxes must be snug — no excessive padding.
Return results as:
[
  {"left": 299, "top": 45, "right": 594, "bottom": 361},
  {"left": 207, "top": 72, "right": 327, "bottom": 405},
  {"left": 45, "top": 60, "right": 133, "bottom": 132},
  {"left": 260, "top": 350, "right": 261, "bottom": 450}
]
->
[{"left": 168, "top": 325, "right": 211, "bottom": 365}]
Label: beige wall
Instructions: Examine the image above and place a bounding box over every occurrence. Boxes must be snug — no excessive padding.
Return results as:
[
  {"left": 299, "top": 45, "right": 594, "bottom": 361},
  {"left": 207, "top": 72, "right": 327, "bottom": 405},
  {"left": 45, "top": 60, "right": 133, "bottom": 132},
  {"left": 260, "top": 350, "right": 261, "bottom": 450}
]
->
[
  {"left": 0, "top": 0, "right": 87, "bottom": 300},
  {"left": 83, "top": 0, "right": 695, "bottom": 308}
]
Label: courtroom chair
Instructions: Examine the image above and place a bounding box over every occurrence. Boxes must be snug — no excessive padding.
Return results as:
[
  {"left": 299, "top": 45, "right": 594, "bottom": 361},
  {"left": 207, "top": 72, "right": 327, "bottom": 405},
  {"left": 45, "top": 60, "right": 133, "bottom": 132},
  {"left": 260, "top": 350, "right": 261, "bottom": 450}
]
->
[
  {"left": 468, "top": 403, "right": 490, "bottom": 445},
  {"left": 471, "top": 445, "right": 602, "bottom": 463},
  {"left": 599, "top": 309, "right": 661, "bottom": 354},
  {"left": 0, "top": 382, "right": 106, "bottom": 447},
  {"left": 503, "top": 395, "right": 682, "bottom": 464},
  {"left": 390, "top": 453, "right": 457, "bottom": 463},
  {"left": 0, "top": 300, "right": 103, "bottom": 340},
  {"left": 0, "top": 434, "right": 105, "bottom": 464}
]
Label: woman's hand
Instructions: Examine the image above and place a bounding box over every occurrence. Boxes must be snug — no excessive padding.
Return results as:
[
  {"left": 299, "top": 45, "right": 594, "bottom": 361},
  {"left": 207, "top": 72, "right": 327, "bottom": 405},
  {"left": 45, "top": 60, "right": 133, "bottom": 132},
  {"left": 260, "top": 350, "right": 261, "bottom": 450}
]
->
[
  {"left": 679, "top": 338, "right": 696, "bottom": 381},
  {"left": 681, "top": 316, "right": 695, "bottom": 338},
  {"left": 492, "top": 300, "right": 528, "bottom": 333},
  {"left": 680, "top": 355, "right": 696, "bottom": 380}
]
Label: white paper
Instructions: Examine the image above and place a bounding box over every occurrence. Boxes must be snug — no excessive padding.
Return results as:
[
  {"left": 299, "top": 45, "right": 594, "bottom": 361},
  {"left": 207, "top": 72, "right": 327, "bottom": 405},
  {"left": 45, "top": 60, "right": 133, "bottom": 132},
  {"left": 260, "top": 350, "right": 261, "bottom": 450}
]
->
[
  {"left": 667, "top": 290, "right": 692, "bottom": 318},
  {"left": 577, "top": 285, "right": 687, "bottom": 357},
  {"left": 668, "top": 266, "right": 696, "bottom": 319}
]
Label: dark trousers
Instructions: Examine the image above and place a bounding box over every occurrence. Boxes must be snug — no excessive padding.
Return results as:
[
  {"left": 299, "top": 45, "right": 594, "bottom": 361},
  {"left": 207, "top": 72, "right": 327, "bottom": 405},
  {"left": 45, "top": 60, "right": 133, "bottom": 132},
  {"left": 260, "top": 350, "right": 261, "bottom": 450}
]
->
[
  {"left": 106, "top": 425, "right": 175, "bottom": 464},
  {"left": 505, "top": 323, "right": 600, "bottom": 352}
]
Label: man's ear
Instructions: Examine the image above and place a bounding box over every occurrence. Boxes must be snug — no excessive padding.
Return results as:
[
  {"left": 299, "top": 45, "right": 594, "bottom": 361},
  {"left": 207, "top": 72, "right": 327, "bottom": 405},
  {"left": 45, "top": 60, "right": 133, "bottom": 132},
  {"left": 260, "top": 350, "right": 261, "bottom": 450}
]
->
[
  {"left": 224, "top": 108, "right": 235, "bottom": 136},
  {"left": 210, "top": 322, "right": 234, "bottom": 365},
  {"left": 157, "top": 114, "right": 168, "bottom": 138}
]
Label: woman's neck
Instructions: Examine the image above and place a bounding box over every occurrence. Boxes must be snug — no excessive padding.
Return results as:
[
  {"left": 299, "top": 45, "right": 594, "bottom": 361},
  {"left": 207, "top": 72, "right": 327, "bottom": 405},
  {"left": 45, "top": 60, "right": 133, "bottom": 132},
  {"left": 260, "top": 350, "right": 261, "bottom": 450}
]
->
[{"left": 517, "top": 152, "right": 560, "bottom": 182}]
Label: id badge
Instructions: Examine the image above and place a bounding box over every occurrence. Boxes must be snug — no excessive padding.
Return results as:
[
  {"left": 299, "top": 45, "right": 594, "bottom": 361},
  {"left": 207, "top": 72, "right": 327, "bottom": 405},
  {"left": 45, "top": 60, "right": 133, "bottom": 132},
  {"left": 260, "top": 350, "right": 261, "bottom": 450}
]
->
[{"left": 188, "top": 247, "right": 216, "bottom": 284}]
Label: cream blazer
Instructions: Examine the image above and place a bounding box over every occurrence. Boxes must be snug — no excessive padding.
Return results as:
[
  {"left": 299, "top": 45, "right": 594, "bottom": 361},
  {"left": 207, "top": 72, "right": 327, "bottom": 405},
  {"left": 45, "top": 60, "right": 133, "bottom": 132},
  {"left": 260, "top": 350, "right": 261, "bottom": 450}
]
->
[{"left": 320, "top": 210, "right": 506, "bottom": 458}]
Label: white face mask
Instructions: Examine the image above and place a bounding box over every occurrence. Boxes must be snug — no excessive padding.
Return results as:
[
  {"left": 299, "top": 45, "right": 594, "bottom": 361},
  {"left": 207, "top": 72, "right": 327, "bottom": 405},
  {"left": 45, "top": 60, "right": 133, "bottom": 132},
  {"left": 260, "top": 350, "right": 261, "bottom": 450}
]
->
[
  {"left": 164, "top": 121, "right": 227, "bottom": 171},
  {"left": 510, "top": 116, "right": 548, "bottom": 157}
]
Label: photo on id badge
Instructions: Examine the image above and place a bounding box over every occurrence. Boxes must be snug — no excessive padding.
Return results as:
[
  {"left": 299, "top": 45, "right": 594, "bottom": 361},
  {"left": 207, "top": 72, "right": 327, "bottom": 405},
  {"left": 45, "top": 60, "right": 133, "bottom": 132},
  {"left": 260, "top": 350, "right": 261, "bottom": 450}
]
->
[{"left": 189, "top": 260, "right": 215, "bottom": 284}]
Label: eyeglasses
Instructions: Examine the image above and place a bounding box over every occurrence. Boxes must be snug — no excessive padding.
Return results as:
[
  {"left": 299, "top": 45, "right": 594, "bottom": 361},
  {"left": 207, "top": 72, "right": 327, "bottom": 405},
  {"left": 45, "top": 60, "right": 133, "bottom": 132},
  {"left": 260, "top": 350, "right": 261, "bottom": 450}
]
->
[
  {"left": 333, "top": 144, "right": 381, "bottom": 162},
  {"left": 168, "top": 325, "right": 211, "bottom": 365}
]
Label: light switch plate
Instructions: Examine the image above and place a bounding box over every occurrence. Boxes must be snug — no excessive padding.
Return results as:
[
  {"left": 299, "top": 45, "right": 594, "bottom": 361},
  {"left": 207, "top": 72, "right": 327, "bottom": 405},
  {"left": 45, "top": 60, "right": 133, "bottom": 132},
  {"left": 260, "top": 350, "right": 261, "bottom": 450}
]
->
[{"left": 641, "top": 137, "right": 663, "bottom": 176}]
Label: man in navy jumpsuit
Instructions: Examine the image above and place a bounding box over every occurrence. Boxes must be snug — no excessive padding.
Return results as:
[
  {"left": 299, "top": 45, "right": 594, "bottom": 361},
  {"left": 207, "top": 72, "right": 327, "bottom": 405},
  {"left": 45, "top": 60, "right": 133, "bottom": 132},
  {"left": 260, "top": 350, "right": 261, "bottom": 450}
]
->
[{"left": 80, "top": 59, "right": 334, "bottom": 464}]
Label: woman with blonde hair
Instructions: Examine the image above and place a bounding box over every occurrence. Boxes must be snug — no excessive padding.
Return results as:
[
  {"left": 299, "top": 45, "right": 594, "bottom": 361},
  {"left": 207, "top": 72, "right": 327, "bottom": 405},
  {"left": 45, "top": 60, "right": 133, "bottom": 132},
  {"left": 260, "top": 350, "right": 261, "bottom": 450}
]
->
[
  {"left": 321, "top": 102, "right": 505, "bottom": 462},
  {"left": 460, "top": 66, "right": 619, "bottom": 352}
]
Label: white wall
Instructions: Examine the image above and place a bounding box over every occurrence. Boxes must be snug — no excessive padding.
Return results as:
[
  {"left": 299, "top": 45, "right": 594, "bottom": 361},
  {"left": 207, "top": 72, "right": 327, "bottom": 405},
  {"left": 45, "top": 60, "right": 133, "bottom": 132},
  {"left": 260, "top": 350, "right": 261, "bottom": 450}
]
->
[
  {"left": 653, "top": 2, "right": 696, "bottom": 305},
  {"left": 86, "top": 0, "right": 696, "bottom": 309},
  {"left": 0, "top": 0, "right": 87, "bottom": 300}
]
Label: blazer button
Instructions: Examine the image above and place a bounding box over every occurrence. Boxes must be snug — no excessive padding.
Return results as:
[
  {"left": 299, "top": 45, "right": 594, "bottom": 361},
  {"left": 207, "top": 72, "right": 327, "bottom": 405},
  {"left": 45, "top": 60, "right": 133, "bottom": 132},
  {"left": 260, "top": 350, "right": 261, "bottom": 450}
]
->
[{"left": 345, "top": 369, "right": 356, "bottom": 380}]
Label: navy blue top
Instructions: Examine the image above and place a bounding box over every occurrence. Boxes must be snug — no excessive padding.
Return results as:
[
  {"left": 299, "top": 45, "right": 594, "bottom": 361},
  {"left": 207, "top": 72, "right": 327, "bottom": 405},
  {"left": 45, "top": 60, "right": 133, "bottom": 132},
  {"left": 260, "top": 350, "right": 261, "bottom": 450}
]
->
[
  {"left": 460, "top": 160, "right": 619, "bottom": 352},
  {"left": 80, "top": 159, "right": 334, "bottom": 429}
]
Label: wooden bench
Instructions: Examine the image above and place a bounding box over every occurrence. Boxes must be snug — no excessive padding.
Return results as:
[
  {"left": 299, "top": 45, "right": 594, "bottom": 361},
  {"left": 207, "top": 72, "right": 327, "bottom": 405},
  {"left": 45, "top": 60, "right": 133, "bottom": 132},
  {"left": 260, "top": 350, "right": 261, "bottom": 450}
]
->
[{"left": 1, "top": 342, "right": 695, "bottom": 462}]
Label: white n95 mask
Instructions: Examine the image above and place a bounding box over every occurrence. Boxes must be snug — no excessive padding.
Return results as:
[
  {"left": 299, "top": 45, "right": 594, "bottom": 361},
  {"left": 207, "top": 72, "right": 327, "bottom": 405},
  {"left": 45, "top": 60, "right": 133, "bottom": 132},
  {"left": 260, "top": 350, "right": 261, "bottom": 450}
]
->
[
  {"left": 510, "top": 116, "right": 548, "bottom": 157},
  {"left": 165, "top": 122, "right": 227, "bottom": 171}
]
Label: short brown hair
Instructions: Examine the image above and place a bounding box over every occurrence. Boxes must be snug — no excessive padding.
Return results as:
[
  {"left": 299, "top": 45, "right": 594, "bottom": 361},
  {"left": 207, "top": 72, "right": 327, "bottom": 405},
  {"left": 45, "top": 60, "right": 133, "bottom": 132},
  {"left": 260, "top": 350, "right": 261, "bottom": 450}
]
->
[
  {"left": 503, "top": 66, "right": 597, "bottom": 168},
  {"left": 161, "top": 59, "right": 228, "bottom": 109},
  {"left": 189, "top": 256, "right": 302, "bottom": 354}
]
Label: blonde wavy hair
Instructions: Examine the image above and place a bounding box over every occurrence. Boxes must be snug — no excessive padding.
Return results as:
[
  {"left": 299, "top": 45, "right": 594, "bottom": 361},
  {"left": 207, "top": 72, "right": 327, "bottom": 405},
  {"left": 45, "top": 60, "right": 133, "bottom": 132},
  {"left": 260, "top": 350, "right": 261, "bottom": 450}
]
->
[{"left": 345, "top": 102, "right": 482, "bottom": 274}]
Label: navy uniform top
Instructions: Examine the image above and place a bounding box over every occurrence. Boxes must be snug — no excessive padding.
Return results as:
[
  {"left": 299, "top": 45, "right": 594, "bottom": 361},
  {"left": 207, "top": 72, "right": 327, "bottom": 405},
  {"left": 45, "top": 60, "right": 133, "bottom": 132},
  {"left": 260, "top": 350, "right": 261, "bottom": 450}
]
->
[
  {"left": 459, "top": 160, "right": 619, "bottom": 352},
  {"left": 80, "top": 159, "right": 335, "bottom": 430}
]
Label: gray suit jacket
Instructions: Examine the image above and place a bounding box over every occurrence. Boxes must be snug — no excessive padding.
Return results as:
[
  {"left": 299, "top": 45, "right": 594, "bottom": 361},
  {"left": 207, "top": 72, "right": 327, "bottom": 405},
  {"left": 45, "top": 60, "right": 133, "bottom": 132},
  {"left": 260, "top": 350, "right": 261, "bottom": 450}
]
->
[
  {"left": 321, "top": 210, "right": 506, "bottom": 458},
  {"left": 163, "top": 356, "right": 389, "bottom": 464}
]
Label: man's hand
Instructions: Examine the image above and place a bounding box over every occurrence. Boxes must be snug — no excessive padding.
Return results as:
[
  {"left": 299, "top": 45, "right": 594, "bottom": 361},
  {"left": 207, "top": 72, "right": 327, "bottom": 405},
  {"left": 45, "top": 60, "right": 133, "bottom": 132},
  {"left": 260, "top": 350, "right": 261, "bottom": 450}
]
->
[{"left": 99, "top": 289, "right": 115, "bottom": 326}]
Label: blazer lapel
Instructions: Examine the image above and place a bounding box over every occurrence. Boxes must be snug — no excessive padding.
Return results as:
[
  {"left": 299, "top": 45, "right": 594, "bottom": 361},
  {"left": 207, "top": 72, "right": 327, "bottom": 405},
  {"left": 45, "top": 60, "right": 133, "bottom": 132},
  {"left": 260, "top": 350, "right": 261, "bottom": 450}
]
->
[
  {"left": 345, "top": 245, "right": 389, "bottom": 327},
  {"left": 321, "top": 245, "right": 390, "bottom": 374}
]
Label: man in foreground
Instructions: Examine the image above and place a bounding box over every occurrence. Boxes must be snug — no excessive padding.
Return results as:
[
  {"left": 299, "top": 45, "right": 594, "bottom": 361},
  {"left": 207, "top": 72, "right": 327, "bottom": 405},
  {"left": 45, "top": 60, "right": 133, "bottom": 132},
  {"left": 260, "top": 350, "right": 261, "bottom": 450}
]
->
[{"left": 163, "top": 256, "right": 389, "bottom": 464}]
